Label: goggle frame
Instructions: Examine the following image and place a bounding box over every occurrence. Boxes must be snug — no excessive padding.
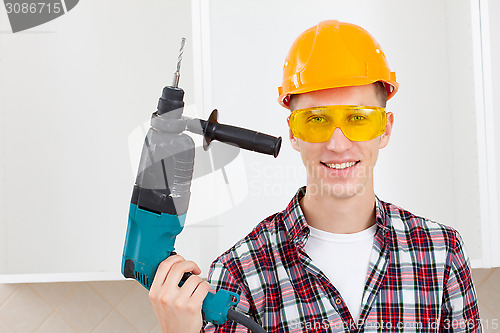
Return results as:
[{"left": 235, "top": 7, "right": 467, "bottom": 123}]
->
[{"left": 289, "top": 105, "right": 387, "bottom": 143}]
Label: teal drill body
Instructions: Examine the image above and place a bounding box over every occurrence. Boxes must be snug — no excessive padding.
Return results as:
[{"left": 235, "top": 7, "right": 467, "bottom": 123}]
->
[{"left": 122, "top": 203, "right": 186, "bottom": 289}]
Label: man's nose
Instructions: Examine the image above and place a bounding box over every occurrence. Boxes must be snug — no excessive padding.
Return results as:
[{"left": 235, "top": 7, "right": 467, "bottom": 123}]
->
[{"left": 325, "top": 127, "right": 353, "bottom": 152}]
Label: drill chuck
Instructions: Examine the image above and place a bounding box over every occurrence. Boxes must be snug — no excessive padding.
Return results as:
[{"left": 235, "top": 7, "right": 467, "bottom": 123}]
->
[{"left": 157, "top": 86, "right": 184, "bottom": 116}]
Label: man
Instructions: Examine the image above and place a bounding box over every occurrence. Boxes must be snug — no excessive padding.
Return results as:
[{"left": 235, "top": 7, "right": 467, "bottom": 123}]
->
[{"left": 149, "top": 20, "right": 481, "bottom": 332}]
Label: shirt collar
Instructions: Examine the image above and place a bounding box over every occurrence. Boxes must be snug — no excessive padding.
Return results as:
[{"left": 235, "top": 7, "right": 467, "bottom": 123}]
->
[
  {"left": 375, "top": 195, "right": 391, "bottom": 232},
  {"left": 282, "top": 187, "right": 309, "bottom": 247},
  {"left": 282, "top": 187, "right": 391, "bottom": 246}
]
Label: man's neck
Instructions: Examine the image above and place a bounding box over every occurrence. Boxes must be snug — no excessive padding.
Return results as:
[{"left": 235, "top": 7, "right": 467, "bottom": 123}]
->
[{"left": 299, "top": 186, "right": 376, "bottom": 234}]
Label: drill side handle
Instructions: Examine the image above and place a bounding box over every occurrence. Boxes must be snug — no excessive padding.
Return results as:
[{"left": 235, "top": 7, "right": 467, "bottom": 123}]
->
[{"left": 186, "top": 110, "right": 282, "bottom": 157}]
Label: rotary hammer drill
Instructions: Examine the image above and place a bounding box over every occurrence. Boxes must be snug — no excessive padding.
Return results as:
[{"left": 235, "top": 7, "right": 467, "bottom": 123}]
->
[{"left": 121, "top": 39, "right": 280, "bottom": 332}]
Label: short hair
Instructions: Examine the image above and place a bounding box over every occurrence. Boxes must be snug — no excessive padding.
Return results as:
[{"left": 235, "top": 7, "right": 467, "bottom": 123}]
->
[
  {"left": 289, "top": 81, "right": 388, "bottom": 111},
  {"left": 374, "top": 81, "right": 388, "bottom": 108}
]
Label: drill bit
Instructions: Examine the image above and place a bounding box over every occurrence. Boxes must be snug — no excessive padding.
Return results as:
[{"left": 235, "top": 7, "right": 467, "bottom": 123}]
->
[{"left": 172, "top": 38, "right": 186, "bottom": 88}]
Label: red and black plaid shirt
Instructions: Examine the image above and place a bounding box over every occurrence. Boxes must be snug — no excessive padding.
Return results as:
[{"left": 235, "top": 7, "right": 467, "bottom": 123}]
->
[{"left": 202, "top": 187, "right": 481, "bottom": 332}]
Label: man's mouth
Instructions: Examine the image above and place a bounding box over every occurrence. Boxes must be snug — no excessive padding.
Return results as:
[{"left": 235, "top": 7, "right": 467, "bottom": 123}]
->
[{"left": 321, "top": 161, "right": 360, "bottom": 170}]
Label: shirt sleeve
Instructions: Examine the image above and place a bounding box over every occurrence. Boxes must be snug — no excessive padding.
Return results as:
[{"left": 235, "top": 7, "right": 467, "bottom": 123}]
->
[
  {"left": 439, "top": 230, "right": 482, "bottom": 332},
  {"left": 201, "top": 259, "right": 256, "bottom": 333}
]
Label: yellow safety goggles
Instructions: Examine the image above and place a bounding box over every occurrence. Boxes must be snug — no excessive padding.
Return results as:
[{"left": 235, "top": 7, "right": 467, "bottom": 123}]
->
[{"left": 289, "top": 105, "right": 387, "bottom": 143}]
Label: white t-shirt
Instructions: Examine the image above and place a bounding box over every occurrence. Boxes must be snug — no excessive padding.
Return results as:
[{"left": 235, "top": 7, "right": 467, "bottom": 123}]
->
[{"left": 304, "top": 224, "right": 377, "bottom": 323}]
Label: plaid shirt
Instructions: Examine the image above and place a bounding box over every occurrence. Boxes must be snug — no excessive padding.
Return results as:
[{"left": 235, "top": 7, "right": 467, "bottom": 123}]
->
[{"left": 202, "top": 187, "right": 481, "bottom": 332}]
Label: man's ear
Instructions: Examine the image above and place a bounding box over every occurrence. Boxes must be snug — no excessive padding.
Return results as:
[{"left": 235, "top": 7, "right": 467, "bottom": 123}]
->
[
  {"left": 287, "top": 117, "right": 300, "bottom": 152},
  {"left": 379, "top": 111, "right": 394, "bottom": 149}
]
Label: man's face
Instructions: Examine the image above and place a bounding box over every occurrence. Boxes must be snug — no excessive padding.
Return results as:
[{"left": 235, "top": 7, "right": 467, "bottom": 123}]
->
[{"left": 288, "top": 84, "right": 394, "bottom": 200}]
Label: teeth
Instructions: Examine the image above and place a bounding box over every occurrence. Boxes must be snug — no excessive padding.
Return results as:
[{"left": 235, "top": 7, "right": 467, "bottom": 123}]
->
[{"left": 324, "top": 161, "right": 357, "bottom": 170}]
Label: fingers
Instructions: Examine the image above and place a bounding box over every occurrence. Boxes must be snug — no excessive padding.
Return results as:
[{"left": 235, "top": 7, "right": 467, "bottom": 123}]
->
[
  {"left": 181, "top": 274, "right": 210, "bottom": 298},
  {"left": 170, "top": 274, "right": 210, "bottom": 315},
  {"left": 189, "top": 278, "right": 211, "bottom": 305},
  {"left": 163, "top": 260, "right": 202, "bottom": 290},
  {"left": 150, "top": 255, "right": 205, "bottom": 300},
  {"left": 148, "top": 256, "right": 209, "bottom": 333},
  {"left": 150, "top": 254, "right": 184, "bottom": 292}
]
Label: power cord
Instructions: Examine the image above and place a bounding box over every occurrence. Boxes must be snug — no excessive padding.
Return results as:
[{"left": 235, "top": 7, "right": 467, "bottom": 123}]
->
[{"left": 227, "top": 309, "right": 266, "bottom": 333}]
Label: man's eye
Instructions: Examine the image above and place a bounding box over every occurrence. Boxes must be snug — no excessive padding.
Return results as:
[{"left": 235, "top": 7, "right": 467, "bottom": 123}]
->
[
  {"left": 309, "top": 116, "right": 326, "bottom": 123},
  {"left": 350, "top": 115, "right": 366, "bottom": 122}
]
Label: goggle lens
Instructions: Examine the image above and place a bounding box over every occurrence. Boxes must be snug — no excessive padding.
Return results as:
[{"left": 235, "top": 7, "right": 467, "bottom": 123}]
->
[{"left": 289, "top": 105, "right": 387, "bottom": 143}]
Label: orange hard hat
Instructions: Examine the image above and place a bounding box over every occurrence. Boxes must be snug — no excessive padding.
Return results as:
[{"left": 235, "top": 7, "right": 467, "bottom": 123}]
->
[{"left": 278, "top": 20, "right": 399, "bottom": 109}]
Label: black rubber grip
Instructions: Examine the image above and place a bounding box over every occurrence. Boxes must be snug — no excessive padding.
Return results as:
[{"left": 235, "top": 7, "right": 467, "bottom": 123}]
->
[
  {"left": 207, "top": 123, "right": 281, "bottom": 157},
  {"left": 187, "top": 110, "right": 282, "bottom": 157}
]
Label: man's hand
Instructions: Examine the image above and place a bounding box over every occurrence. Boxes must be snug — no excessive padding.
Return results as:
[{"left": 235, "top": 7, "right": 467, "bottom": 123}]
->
[{"left": 149, "top": 254, "right": 210, "bottom": 333}]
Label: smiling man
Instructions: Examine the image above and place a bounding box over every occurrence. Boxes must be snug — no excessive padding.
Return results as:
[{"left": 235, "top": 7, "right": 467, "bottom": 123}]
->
[{"left": 149, "top": 20, "right": 481, "bottom": 332}]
